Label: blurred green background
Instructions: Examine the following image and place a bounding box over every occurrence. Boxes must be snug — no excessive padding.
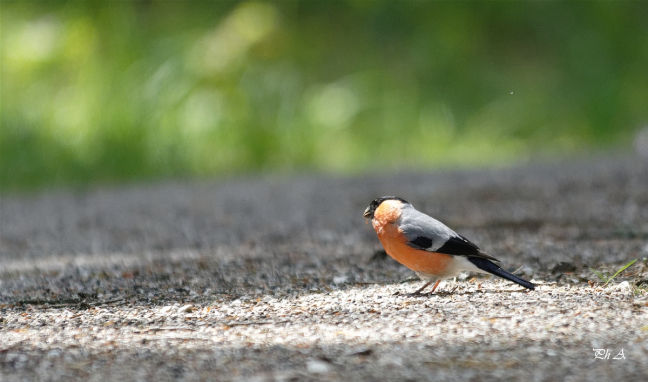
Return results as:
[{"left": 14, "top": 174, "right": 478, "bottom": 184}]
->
[{"left": 2, "top": 0, "right": 647, "bottom": 191}]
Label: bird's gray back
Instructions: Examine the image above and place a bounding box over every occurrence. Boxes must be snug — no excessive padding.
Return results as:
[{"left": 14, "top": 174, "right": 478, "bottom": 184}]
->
[{"left": 397, "top": 204, "right": 457, "bottom": 252}]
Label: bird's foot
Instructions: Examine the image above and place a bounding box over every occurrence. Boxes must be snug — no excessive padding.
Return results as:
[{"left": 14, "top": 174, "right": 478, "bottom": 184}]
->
[{"left": 428, "top": 285, "right": 459, "bottom": 296}]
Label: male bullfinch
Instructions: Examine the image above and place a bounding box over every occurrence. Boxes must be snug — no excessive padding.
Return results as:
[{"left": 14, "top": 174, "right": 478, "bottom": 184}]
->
[{"left": 363, "top": 196, "right": 535, "bottom": 294}]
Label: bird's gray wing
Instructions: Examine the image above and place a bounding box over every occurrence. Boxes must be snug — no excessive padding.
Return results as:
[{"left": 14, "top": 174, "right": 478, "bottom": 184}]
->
[
  {"left": 398, "top": 206, "right": 500, "bottom": 262},
  {"left": 398, "top": 208, "right": 454, "bottom": 251}
]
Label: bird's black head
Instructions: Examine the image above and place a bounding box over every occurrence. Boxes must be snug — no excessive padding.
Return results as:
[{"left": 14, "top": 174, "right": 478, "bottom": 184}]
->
[{"left": 363, "top": 196, "right": 409, "bottom": 218}]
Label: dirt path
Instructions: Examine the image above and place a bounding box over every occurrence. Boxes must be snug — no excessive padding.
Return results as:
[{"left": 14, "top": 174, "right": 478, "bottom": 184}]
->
[{"left": 1, "top": 156, "right": 647, "bottom": 381}]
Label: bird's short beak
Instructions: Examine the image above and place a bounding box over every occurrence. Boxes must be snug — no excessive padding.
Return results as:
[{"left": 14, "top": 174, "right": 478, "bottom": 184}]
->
[{"left": 363, "top": 208, "right": 372, "bottom": 218}]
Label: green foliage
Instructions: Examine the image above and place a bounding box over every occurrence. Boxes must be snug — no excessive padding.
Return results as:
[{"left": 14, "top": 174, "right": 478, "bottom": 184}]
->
[
  {"left": 2, "top": 1, "right": 648, "bottom": 190},
  {"left": 590, "top": 259, "right": 638, "bottom": 286}
]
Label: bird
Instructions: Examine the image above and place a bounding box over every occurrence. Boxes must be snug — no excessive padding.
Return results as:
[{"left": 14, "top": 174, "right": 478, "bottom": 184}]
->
[{"left": 363, "top": 196, "right": 535, "bottom": 295}]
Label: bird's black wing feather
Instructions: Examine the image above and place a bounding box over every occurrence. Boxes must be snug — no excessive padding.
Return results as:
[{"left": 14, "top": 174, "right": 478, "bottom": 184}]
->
[
  {"left": 436, "top": 235, "right": 481, "bottom": 256},
  {"left": 435, "top": 235, "right": 501, "bottom": 262},
  {"left": 407, "top": 236, "right": 434, "bottom": 250}
]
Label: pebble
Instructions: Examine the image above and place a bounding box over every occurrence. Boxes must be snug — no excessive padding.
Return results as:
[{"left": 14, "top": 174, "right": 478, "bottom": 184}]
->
[
  {"left": 159, "top": 306, "right": 174, "bottom": 314},
  {"left": 615, "top": 281, "right": 631, "bottom": 291},
  {"left": 306, "top": 359, "right": 331, "bottom": 374},
  {"left": 178, "top": 304, "right": 193, "bottom": 313}
]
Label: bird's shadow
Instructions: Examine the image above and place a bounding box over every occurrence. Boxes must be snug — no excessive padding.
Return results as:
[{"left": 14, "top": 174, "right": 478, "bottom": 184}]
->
[{"left": 394, "top": 287, "right": 532, "bottom": 298}]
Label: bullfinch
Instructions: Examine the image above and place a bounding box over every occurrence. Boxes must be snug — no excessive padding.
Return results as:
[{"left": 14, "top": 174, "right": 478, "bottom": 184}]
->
[{"left": 363, "top": 196, "right": 535, "bottom": 294}]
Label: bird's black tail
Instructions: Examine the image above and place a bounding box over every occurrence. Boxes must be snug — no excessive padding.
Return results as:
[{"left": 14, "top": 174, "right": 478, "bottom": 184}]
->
[{"left": 467, "top": 257, "right": 535, "bottom": 290}]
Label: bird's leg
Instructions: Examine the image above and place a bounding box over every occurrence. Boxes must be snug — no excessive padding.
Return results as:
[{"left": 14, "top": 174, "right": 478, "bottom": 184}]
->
[
  {"left": 411, "top": 281, "right": 432, "bottom": 295},
  {"left": 429, "top": 280, "right": 442, "bottom": 293}
]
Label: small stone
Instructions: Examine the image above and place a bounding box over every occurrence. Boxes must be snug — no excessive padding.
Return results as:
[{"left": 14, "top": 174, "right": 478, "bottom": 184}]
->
[
  {"left": 615, "top": 281, "right": 631, "bottom": 291},
  {"left": 159, "top": 306, "right": 174, "bottom": 314},
  {"left": 178, "top": 304, "right": 194, "bottom": 313},
  {"left": 306, "top": 359, "right": 330, "bottom": 374}
]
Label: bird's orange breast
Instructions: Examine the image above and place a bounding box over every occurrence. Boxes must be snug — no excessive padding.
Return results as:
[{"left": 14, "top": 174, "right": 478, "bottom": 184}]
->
[
  {"left": 371, "top": 201, "right": 452, "bottom": 275},
  {"left": 376, "top": 223, "right": 453, "bottom": 275}
]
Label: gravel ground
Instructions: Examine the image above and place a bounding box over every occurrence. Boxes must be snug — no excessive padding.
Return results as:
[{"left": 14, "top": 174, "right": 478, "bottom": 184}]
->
[{"left": 1, "top": 155, "right": 648, "bottom": 381}]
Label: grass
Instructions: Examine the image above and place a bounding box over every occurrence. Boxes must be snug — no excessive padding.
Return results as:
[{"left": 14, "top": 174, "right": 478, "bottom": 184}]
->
[{"left": 590, "top": 258, "right": 638, "bottom": 287}]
